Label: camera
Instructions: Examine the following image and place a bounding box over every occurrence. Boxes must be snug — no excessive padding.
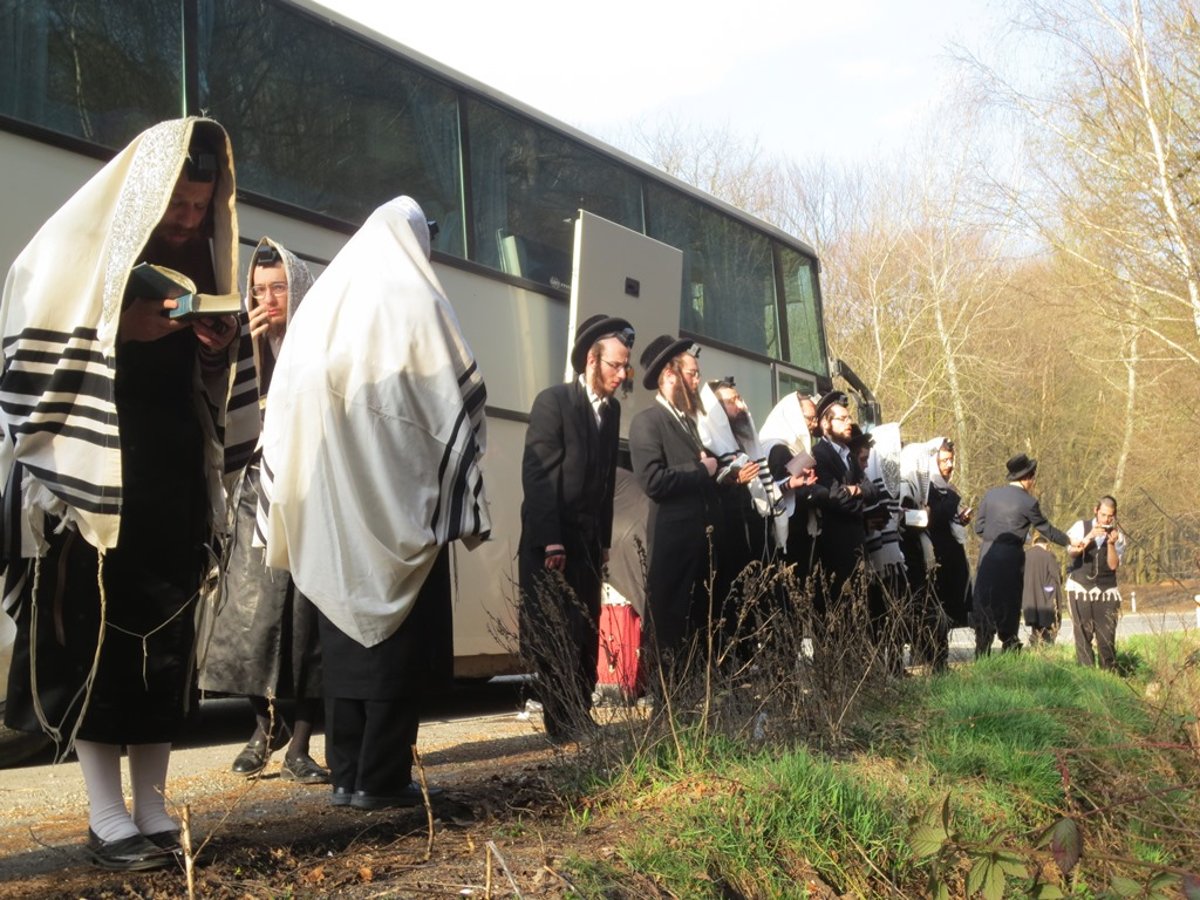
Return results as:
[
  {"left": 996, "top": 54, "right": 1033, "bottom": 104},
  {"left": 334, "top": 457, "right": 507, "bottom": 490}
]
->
[{"left": 1102, "top": 523, "right": 1115, "bottom": 532}]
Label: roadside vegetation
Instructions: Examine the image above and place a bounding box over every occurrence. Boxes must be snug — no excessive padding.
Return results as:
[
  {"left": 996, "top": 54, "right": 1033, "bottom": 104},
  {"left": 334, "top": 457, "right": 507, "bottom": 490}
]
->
[{"left": 548, "top": 626, "right": 1200, "bottom": 899}]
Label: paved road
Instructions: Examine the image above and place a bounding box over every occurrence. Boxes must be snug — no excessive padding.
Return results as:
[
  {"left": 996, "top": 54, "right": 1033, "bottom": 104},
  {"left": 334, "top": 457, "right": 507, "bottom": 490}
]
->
[{"left": 948, "top": 609, "right": 1198, "bottom": 659}]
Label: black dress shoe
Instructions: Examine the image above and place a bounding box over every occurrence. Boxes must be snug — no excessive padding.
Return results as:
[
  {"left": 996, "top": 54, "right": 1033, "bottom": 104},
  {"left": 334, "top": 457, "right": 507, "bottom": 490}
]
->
[
  {"left": 230, "top": 725, "right": 290, "bottom": 776},
  {"left": 350, "top": 783, "right": 444, "bottom": 810},
  {"left": 331, "top": 786, "right": 354, "bottom": 807},
  {"left": 144, "top": 830, "right": 182, "bottom": 851},
  {"left": 87, "top": 829, "right": 175, "bottom": 871},
  {"left": 281, "top": 753, "right": 331, "bottom": 784}
]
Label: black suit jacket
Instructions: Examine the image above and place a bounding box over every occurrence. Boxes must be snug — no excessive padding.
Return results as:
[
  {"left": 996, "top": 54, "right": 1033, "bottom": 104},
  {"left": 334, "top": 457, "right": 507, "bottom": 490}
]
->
[
  {"left": 812, "top": 437, "right": 873, "bottom": 585},
  {"left": 519, "top": 379, "right": 619, "bottom": 553}
]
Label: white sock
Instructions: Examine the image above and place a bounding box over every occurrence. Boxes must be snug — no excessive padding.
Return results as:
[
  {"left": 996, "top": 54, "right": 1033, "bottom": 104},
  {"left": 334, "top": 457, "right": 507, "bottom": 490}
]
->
[
  {"left": 75, "top": 740, "right": 138, "bottom": 842},
  {"left": 128, "top": 743, "right": 177, "bottom": 836}
]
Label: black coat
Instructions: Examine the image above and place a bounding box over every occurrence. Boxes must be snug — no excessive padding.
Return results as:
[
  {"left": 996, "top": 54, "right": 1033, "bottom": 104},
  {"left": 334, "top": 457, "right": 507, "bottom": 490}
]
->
[
  {"left": 517, "top": 380, "right": 620, "bottom": 731},
  {"left": 629, "top": 402, "right": 720, "bottom": 657},
  {"left": 812, "top": 437, "right": 875, "bottom": 603},
  {"left": 973, "top": 484, "right": 1070, "bottom": 623},
  {"left": 927, "top": 482, "right": 973, "bottom": 627}
]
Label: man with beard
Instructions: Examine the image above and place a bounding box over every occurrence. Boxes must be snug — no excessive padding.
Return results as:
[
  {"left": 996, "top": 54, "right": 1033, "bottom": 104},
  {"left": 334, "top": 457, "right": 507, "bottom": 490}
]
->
[
  {"left": 761, "top": 393, "right": 826, "bottom": 590},
  {"left": 629, "top": 336, "right": 720, "bottom": 683},
  {"left": 702, "top": 379, "right": 779, "bottom": 652},
  {"left": 811, "top": 392, "right": 877, "bottom": 620},
  {"left": 2, "top": 119, "right": 244, "bottom": 870},
  {"left": 518, "top": 314, "right": 634, "bottom": 742},
  {"left": 199, "top": 239, "right": 328, "bottom": 784}
]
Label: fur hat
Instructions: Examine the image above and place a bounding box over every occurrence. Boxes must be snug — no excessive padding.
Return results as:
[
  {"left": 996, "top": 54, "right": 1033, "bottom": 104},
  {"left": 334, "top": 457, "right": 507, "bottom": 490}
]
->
[
  {"left": 1005, "top": 453, "right": 1037, "bottom": 481},
  {"left": 570, "top": 314, "right": 634, "bottom": 374},
  {"left": 640, "top": 334, "right": 693, "bottom": 390}
]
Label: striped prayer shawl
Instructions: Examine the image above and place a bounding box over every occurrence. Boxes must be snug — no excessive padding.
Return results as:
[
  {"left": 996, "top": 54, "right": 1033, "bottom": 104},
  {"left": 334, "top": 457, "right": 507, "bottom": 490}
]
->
[
  {"left": 258, "top": 196, "right": 490, "bottom": 647},
  {"left": 0, "top": 118, "right": 249, "bottom": 607}
]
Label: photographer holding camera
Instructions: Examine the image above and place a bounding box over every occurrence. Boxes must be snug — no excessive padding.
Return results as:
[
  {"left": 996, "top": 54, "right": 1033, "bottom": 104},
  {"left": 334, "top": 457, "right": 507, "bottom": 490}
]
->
[{"left": 1065, "top": 495, "right": 1125, "bottom": 670}]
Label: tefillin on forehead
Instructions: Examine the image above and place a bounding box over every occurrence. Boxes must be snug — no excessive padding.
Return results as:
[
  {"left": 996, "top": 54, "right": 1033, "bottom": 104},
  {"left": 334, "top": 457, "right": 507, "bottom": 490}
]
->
[{"left": 184, "top": 132, "right": 218, "bottom": 183}]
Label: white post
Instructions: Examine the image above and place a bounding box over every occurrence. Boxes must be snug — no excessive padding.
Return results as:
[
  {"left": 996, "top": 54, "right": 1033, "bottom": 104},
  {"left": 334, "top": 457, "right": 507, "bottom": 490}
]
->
[
  {"left": 1194, "top": 595, "right": 1200, "bottom": 630},
  {"left": 1131, "top": 590, "right": 1137, "bottom": 613}
]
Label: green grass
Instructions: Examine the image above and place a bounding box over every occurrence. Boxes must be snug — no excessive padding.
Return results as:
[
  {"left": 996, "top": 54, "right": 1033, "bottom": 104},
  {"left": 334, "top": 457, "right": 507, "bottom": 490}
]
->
[{"left": 567, "top": 636, "right": 1200, "bottom": 898}]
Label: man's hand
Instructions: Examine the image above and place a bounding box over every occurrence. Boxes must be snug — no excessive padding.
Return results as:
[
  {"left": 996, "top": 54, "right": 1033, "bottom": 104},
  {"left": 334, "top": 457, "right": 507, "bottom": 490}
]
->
[
  {"left": 193, "top": 315, "right": 238, "bottom": 352},
  {"left": 544, "top": 544, "right": 567, "bottom": 571},
  {"left": 788, "top": 469, "right": 817, "bottom": 490},
  {"left": 119, "top": 297, "right": 187, "bottom": 344},
  {"left": 735, "top": 460, "right": 760, "bottom": 485},
  {"left": 247, "top": 303, "right": 272, "bottom": 339}
]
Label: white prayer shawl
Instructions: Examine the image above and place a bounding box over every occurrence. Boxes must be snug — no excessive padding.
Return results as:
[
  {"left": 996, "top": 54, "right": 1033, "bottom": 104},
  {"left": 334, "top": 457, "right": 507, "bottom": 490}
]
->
[
  {"left": 900, "top": 436, "right": 944, "bottom": 566},
  {"left": 224, "top": 237, "right": 314, "bottom": 476},
  {"left": 926, "top": 436, "right": 967, "bottom": 544},
  {"left": 697, "top": 384, "right": 785, "bottom": 548},
  {"left": 758, "top": 391, "right": 817, "bottom": 548},
  {"left": 0, "top": 118, "right": 242, "bottom": 596},
  {"left": 863, "top": 423, "right": 905, "bottom": 572},
  {"left": 258, "top": 196, "right": 490, "bottom": 648}
]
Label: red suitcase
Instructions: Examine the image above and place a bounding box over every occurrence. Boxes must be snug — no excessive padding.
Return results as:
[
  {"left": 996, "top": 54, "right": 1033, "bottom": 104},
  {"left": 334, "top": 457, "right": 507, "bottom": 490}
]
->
[{"left": 596, "top": 598, "right": 642, "bottom": 702}]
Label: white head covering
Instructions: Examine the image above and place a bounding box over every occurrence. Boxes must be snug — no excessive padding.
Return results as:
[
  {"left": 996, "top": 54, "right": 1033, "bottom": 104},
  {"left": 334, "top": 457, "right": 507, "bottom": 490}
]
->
[
  {"left": 698, "top": 383, "right": 785, "bottom": 547},
  {"left": 224, "top": 237, "right": 314, "bottom": 475},
  {"left": 758, "top": 391, "right": 813, "bottom": 457},
  {"left": 258, "top": 196, "right": 490, "bottom": 647},
  {"left": 1, "top": 118, "right": 242, "bottom": 575}
]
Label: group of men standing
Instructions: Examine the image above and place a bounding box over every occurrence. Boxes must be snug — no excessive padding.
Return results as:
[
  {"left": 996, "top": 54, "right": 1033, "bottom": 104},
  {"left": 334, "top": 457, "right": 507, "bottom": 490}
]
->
[{"left": 519, "top": 328, "right": 1130, "bottom": 733}]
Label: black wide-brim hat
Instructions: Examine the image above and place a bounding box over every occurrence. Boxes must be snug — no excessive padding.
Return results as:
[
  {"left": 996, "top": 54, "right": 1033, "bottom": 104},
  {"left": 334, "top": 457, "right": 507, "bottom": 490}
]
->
[
  {"left": 1005, "top": 452, "right": 1037, "bottom": 481},
  {"left": 571, "top": 314, "right": 635, "bottom": 374},
  {"left": 814, "top": 390, "right": 849, "bottom": 421},
  {"left": 640, "top": 334, "right": 693, "bottom": 390}
]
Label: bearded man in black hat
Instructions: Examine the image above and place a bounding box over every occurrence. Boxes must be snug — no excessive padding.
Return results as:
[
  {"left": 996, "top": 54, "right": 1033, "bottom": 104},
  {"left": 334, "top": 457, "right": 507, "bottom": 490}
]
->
[
  {"left": 811, "top": 391, "right": 878, "bottom": 620},
  {"left": 518, "top": 314, "right": 633, "bottom": 742},
  {"left": 972, "top": 453, "right": 1078, "bottom": 657},
  {"left": 628, "top": 335, "right": 721, "bottom": 681}
]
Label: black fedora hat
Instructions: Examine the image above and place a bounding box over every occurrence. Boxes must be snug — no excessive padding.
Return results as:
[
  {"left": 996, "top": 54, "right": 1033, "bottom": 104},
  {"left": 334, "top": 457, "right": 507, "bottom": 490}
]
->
[
  {"left": 814, "top": 390, "right": 849, "bottom": 422},
  {"left": 570, "top": 314, "right": 635, "bottom": 374},
  {"left": 1005, "top": 453, "right": 1037, "bottom": 481},
  {"left": 640, "top": 334, "right": 693, "bottom": 390}
]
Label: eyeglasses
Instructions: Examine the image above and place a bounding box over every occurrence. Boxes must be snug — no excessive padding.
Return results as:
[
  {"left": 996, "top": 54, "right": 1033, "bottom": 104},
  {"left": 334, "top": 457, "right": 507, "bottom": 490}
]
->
[
  {"left": 250, "top": 282, "right": 288, "bottom": 300},
  {"left": 599, "top": 358, "right": 629, "bottom": 373},
  {"left": 677, "top": 367, "right": 700, "bottom": 380},
  {"left": 831, "top": 414, "right": 851, "bottom": 422}
]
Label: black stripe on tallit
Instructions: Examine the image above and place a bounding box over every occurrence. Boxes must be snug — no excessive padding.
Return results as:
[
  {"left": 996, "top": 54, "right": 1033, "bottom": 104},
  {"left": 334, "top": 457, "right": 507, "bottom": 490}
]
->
[
  {"left": 8, "top": 419, "right": 116, "bottom": 445},
  {"left": 2, "top": 367, "right": 114, "bottom": 403},
  {"left": 0, "top": 399, "right": 114, "bottom": 425},
  {"left": 227, "top": 386, "right": 259, "bottom": 413},
  {"left": 446, "top": 435, "right": 481, "bottom": 539},
  {"left": 9, "top": 346, "right": 109, "bottom": 367},
  {"left": 2, "top": 325, "right": 100, "bottom": 349},
  {"left": 255, "top": 455, "right": 274, "bottom": 544},
  {"left": 456, "top": 360, "right": 478, "bottom": 387},
  {"left": 21, "top": 461, "right": 121, "bottom": 515},
  {"left": 461, "top": 380, "right": 487, "bottom": 419},
  {"left": 430, "top": 404, "right": 469, "bottom": 535},
  {"left": 224, "top": 438, "right": 257, "bottom": 474}
]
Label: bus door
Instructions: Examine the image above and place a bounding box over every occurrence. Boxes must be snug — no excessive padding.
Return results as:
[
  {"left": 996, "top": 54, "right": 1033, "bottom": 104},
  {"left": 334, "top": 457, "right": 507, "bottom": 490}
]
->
[{"left": 566, "top": 210, "right": 683, "bottom": 439}]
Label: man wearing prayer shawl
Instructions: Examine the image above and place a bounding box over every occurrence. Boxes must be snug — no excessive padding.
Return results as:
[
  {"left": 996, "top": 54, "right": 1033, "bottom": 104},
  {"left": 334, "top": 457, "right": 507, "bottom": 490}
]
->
[
  {"left": 1, "top": 118, "right": 244, "bottom": 870},
  {"left": 258, "top": 196, "right": 489, "bottom": 811},
  {"left": 198, "top": 238, "right": 328, "bottom": 785}
]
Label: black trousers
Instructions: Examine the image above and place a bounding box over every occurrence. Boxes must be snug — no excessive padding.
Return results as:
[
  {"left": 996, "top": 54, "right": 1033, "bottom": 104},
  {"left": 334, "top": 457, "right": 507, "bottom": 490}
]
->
[
  {"left": 325, "top": 697, "right": 419, "bottom": 794},
  {"left": 1068, "top": 592, "right": 1120, "bottom": 670},
  {"left": 518, "top": 527, "right": 603, "bottom": 740}
]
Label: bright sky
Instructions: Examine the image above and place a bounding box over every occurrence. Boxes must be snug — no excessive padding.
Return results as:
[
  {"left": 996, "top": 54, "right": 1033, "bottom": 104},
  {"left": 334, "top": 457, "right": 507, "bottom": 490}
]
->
[{"left": 313, "top": 0, "right": 1006, "bottom": 164}]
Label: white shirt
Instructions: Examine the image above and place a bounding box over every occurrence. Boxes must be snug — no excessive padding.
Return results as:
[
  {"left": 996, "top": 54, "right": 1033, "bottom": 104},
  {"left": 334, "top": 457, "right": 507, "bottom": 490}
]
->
[{"left": 580, "top": 375, "right": 606, "bottom": 427}]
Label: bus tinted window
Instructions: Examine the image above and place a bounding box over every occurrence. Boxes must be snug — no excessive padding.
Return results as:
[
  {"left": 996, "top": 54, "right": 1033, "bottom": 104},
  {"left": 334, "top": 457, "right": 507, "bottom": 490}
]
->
[
  {"left": 0, "top": 0, "right": 179, "bottom": 146},
  {"left": 778, "top": 246, "right": 828, "bottom": 376},
  {"left": 645, "top": 184, "right": 779, "bottom": 359},
  {"left": 466, "top": 98, "right": 643, "bottom": 288},
  {"left": 201, "top": 0, "right": 465, "bottom": 256}
]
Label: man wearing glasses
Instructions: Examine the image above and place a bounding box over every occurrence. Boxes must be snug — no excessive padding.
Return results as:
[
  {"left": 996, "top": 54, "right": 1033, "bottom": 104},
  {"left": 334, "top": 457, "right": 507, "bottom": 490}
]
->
[
  {"left": 811, "top": 391, "right": 878, "bottom": 626},
  {"left": 629, "top": 335, "right": 722, "bottom": 687},
  {"left": 199, "top": 239, "right": 329, "bottom": 785},
  {"left": 518, "top": 314, "right": 634, "bottom": 742}
]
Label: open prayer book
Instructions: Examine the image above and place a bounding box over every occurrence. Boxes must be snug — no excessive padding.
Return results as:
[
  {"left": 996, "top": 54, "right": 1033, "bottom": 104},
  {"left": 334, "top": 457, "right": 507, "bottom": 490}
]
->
[{"left": 127, "top": 263, "right": 241, "bottom": 320}]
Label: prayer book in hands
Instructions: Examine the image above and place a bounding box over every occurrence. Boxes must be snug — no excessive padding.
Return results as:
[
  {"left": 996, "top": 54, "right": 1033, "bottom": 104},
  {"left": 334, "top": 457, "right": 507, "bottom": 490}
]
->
[{"left": 128, "top": 263, "right": 241, "bottom": 320}]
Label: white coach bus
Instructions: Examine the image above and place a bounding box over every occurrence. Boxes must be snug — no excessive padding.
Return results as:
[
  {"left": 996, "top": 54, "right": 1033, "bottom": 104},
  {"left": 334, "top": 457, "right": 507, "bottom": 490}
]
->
[{"left": 0, "top": 0, "right": 873, "bottom": 758}]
